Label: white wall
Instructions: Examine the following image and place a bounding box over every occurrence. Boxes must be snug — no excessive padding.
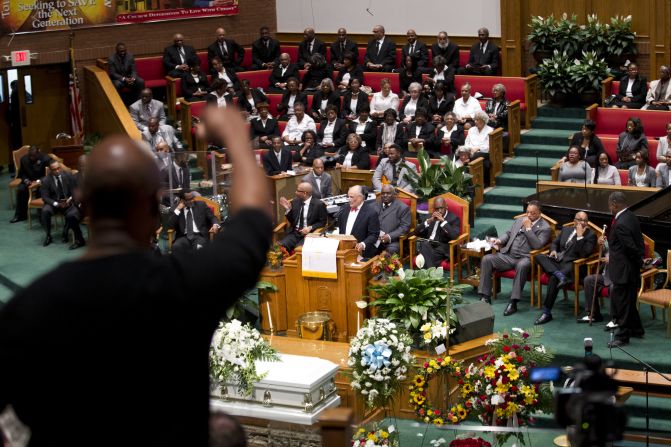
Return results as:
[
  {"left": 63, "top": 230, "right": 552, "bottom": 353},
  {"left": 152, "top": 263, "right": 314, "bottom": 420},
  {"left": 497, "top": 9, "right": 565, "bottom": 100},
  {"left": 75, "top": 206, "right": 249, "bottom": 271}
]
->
[{"left": 276, "top": 0, "right": 500, "bottom": 37}]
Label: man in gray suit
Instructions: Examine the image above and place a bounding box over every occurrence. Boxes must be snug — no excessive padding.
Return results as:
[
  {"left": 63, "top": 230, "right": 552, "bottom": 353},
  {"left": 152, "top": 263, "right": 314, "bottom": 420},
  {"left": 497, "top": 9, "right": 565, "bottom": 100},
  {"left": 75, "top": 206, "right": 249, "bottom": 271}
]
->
[
  {"left": 301, "top": 158, "right": 332, "bottom": 200},
  {"left": 129, "top": 89, "right": 167, "bottom": 132},
  {"left": 108, "top": 42, "right": 144, "bottom": 101},
  {"left": 374, "top": 184, "right": 411, "bottom": 255},
  {"left": 372, "top": 145, "right": 418, "bottom": 193},
  {"left": 142, "top": 118, "right": 182, "bottom": 152},
  {"left": 656, "top": 149, "right": 671, "bottom": 187},
  {"left": 478, "top": 200, "right": 552, "bottom": 315}
]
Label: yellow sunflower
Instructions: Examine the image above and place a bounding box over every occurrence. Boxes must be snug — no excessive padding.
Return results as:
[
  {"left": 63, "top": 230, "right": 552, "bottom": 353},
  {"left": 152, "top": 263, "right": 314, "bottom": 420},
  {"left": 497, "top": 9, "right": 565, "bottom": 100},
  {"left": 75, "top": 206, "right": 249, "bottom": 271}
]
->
[
  {"left": 413, "top": 375, "right": 425, "bottom": 387},
  {"left": 433, "top": 418, "right": 444, "bottom": 426}
]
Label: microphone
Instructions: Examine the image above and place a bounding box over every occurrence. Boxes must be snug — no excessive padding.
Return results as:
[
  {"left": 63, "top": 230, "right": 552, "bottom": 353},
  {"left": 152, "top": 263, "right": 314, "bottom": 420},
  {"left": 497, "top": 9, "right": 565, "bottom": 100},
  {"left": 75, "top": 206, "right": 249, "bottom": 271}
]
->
[
  {"left": 584, "top": 159, "right": 590, "bottom": 208},
  {"left": 322, "top": 218, "right": 337, "bottom": 236},
  {"left": 584, "top": 337, "right": 593, "bottom": 357},
  {"left": 609, "top": 329, "right": 615, "bottom": 346}
]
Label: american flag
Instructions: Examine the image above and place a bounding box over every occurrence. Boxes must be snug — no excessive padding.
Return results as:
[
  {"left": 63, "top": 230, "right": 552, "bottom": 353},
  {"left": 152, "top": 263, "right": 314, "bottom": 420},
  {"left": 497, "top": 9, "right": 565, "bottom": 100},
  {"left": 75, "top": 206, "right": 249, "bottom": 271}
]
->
[{"left": 69, "top": 39, "right": 84, "bottom": 138}]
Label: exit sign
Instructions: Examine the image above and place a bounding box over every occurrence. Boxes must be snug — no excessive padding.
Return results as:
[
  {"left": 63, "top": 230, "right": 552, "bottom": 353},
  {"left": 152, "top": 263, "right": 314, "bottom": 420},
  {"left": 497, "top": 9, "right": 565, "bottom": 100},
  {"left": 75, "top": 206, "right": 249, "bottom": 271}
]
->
[{"left": 11, "top": 50, "right": 31, "bottom": 67}]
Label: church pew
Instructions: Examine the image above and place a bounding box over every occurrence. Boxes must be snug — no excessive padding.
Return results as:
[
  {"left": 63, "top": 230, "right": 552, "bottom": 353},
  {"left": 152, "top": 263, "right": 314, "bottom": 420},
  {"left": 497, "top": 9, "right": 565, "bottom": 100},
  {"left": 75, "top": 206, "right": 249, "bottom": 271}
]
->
[
  {"left": 536, "top": 180, "right": 658, "bottom": 194},
  {"left": 586, "top": 105, "right": 671, "bottom": 139},
  {"left": 601, "top": 76, "right": 650, "bottom": 105}
]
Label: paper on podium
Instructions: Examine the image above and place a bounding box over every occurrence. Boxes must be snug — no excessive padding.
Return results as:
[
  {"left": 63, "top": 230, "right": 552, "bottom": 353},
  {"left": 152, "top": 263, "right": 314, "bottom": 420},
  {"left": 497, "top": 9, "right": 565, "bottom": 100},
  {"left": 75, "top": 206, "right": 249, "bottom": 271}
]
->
[{"left": 302, "top": 236, "right": 340, "bottom": 279}]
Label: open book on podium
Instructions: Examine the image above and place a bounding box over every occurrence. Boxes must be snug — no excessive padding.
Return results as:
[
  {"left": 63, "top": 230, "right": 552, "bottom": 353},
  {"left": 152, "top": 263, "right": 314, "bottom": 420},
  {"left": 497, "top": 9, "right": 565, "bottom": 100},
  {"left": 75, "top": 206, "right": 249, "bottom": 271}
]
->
[{"left": 302, "top": 234, "right": 356, "bottom": 279}]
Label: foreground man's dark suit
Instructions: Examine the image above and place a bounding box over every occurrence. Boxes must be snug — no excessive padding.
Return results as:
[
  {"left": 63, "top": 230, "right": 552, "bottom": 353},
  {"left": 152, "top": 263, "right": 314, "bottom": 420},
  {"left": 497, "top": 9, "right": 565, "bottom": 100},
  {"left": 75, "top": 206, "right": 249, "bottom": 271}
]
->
[{"left": 0, "top": 209, "right": 272, "bottom": 446}]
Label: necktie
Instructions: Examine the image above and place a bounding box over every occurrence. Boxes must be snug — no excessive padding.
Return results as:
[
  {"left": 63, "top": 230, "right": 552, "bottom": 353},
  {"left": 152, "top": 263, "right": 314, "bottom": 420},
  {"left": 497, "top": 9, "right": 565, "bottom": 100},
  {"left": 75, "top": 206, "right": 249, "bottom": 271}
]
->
[
  {"left": 376, "top": 41, "right": 380, "bottom": 55},
  {"left": 145, "top": 102, "right": 151, "bottom": 116},
  {"left": 185, "top": 208, "right": 194, "bottom": 238},
  {"left": 351, "top": 207, "right": 358, "bottom": 212},
  {"left": 265, "top": 40, "right": 269, "bottom": 48},
  {"left": 179, "top": 47, "right": 185, "bottom": 64},
  {"left": 409, "top": 43, "right": 414, "bottom": 55},
  {"left": 309, "top": 41, "right": 313, "bottom": 54},
  {"left": 383, "top": 203, "right": 389, "bottom": 210},
  {"left": 180, "top": 167, "right": 187, "bottom": 187},
  {"left": 56, "top": 176, "right": 65, "bottom": 200},
  {"left": 392, "top": 162, "right": 399, "bottom": 184},
  {"left": 341, "top": 42, "right": 345, "bottom": 54},
  {"left": 220, "top": 43, "right": 225, "bottom": 56},
  {"left": 298, "top": 203, "right": 305, "bottom": 230},
  {"left": 315, "top": 176, "right": 321, "bottom": 193}
]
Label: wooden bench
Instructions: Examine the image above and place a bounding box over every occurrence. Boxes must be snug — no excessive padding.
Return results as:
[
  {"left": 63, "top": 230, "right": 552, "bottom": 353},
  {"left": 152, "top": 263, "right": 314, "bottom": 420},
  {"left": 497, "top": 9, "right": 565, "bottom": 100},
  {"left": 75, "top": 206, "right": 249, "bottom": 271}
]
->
[{"left": 586, "top": 105, "right": 671, "bottom": 139}]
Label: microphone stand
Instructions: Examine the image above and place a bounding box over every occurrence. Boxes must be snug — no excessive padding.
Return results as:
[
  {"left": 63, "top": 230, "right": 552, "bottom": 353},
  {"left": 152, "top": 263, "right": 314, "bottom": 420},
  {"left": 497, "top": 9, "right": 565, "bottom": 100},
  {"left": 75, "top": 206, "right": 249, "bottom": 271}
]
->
[
  {"left": 608, "top": 343, "right": 671, "bottom": 447},
  {"left": 584, "top": 159, "right": 590, "bottom": 209},
  {"left": 589, "top": 225, "right": 607, "bottom": 326},
  {"left": 535, "top": 151, "right": 539, "bottom": 193}
]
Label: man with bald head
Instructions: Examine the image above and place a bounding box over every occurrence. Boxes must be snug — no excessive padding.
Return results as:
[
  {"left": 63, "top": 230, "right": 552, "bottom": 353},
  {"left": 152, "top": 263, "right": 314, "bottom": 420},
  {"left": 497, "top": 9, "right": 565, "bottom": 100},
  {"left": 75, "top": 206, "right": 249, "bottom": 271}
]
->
[
  {"left": 414, "top": 196, "right": 460, "bottom": 268},
  {"left": 533, "top": 211, "right": 596, "bottom": 325},
  {"left": 142, "top": 117, "right": 182, "bottom": 152},
  {"left": 400, "top": 29, "right": 428, "bottom": 71},
  {"left": 129, "top": 89, "right": 167, "bottom": 132},
  {"left": 163, "top": 33, "right": 198, "bottom": 78},
  {"left": 330, "top": 28, "right": 358, "bottom": 70},
  {"left": 0, "top": 107, "right": 272, "bottom": 446},
  {"left": 365, "top": 25, "right": 396, "bottom": 72},
  {"left": 302, "top": 158, "right": 332, "bottom": 199},
  {"left": 460, "top": 27, "right": 499, "bottom": 76},
  {"left": 268, "top": 53, "right": 300, "bottom": 93},
  {"left": 337, "top": 185, "right": 380, "bottom": 259},
  {"left": 207, "top": 27, "right": 245, "bottom": 72},
  {"left": 375, "top": 184, "right": 411, "bottom": 255},
  {"left": 298, "top": 27, "right": 326, "bottom": 70},
  {"left": 278, "top": 182, "right": 328, "bottom": 251}
]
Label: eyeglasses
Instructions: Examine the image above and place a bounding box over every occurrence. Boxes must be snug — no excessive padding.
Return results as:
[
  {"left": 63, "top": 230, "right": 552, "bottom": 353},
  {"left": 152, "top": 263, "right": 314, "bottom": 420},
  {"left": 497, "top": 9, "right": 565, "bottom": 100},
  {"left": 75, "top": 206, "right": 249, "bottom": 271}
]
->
[{"left": 575, "top": 218, "right": 588, "bottom": 222}]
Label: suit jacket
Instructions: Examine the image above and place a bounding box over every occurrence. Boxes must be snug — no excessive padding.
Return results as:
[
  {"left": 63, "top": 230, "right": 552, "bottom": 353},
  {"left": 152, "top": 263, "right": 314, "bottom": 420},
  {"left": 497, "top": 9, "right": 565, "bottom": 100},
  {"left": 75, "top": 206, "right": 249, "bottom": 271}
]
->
[
  {"left": 310, "top": 90, "right": 341, "bottom": 118},
  {"left": 627, "top": 164, "right": 657, "bottom": 187},
  {"left": 608, "top": 209, "right": 644, "bottom": 284},
  {"left": 330, "top": 39, "right": 359, "bottom": 65},
  {"left": 376, "top": 199, "right": 411, "bottom": 241},
  {"left": 431, "top": 42, "right": 460, "bottom": 71},
  {"left": 550, "top": 226, "right": 596, "bottom": 265},
  {"left": 347, "top": 120, "right": 377, "bottom": 150},
  {"left": 406, "top": 122, "right": 437, "bottom": 153},
  {"left": 168, "top": 201, "right": 217, "bottom": 238},
  {"left": 108, "top": 53, "right": 139, "bottom": 82},
  {"left": 263, "top": 149, "right": 293, "bottom": 175},
  {"left": 336, "top": 147, "right": 370, "bottom": 169},
  {"left": 252, "top": 37, "right": 280, "bottom": 68},
  {"left": 429, "top": 94, "right": 455, "bottom": 117},
  {"left": 484, "top": 98, "right": 509, "bottom": 130},
  {"left": 268, "top": 63, "right": 300, "bottom": 88},
  {"left": 341, "top": 90, "right": 370, "bottom": 117},
  {"left": 298, "top": 38, "right": 327, "bottom": 68},
  {"left": 337, "top": 201, "right": 380, "bottom": 258},
  {"left": 142, "top": 125, "right": 182, "bottom": 152},
  {"left": 467, "top": 41, "right": 499, "bottom": 71},
  {"left": 182, "top": 72, "right": 210, "bottom": 100},
  {"left": 402, "top": 41, "right": 429, "bottom": 68},
  {"left": 301, "top": 172, "right": 333, "bottom": 199},
  {"left": 18, "top": 153, "right": 51, "bottom": 182},
  {"left": 40, "top": 172, "right": 77, "bottom": 205},
  {"left": 372, "top": 158, "right": 418, "bottom": 192},
  {"left": 616, "top": 132, "right": 648, "bottom": 163},
  {"left": 616, "top": 75, "right": 647, "bottom": 105},
  {"left": 336, "top": 65, "right": 365, "bottom": 87},
  {"left": 207, "top": 39, "right": 245, "bottom": 70},
  {"left": 163, "top": 44, "right": 198, "bottom": 74},
  {"left": 285, "top": 197, "right": 328, "bottom": 234},
  {"left": 657, "top": 164, "right": 671, "bottom": 188},
  {"left": 570, "top": 132, "right": 605, "bottom": 161},
  {"left": 249, "top": 117, "right": 280, "bottom": 139},
  {"left": 498, "top": 216, "right": 552, "bottom": 257},
  {"left": 129, "top": 99, "right": 166, "bottom": 131},
  {"left": 161, "top": 163, "right": 191, "bottom": 190},
  {"left": 301, "top": 66, "right": 333, "bottom": 90},
  {"left": 318, "top": 118, "right": 348, "bottom": 148},
  {"left": 210, "top": 67, "right": 241, "bottom": 92},
  {"left": 399, "top": 95, "right": 430, "bottom": 121},
  {"left": 645, "top": 78, "right": 671, "bottom": 107},
  {"left": 414, "top": 210, "right": 461, "bottom": 253},
  {"left": 376, "top": 123, "right": 408, "bottom": 150},
  {"left": 364, "top": 38, "right": 396, "bottom": 70},
  {"left": 277, "top": 90, "right": 308, "bottom": 115},
  {"left": 205, "top": 92, "right": 234, "bottom": 108},
  {"left": 236, "top": 89, "right": 268, "bottom": 113}
]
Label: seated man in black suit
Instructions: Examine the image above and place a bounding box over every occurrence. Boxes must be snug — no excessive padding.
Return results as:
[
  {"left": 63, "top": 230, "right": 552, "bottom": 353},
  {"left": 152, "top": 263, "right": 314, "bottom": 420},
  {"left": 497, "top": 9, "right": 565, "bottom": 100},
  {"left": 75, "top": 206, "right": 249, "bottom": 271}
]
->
[
  {"left": 534, "top": 211, "right": 596, "bottom": 325},
  {"left": 374, "top": 184, "right": 411, "bottom": 255},
  {"left": 252, "top": 26, "right": 280, "bottom": 70},
  {"left": 207, "top": 27, "right": 245, "bottom": 72},
  {"left": 11, "top": 145, "right": 51, "bottom": 223},
  {"left": 337, "top": 185, "right": 379, "bottom": 259},
  {"left": 267, "top": 53, "right": 300, "bottom": 93},
  {"left": 364, "top": 25, "right": 396, "bottom": 72},
  {"left": 330, "top": 27, "right": 358, "bottom": 70},
  {"left": 297, "top": 27, "right": 327, "bottom": 69},
  {"left": 414, "top": 197, "right": 460, "bottom": 268},
  {"left": 400, "top": 29, "right": 429, "bottom": 72},
  {"left": 168, "top": 189, "right": 219, "bottom": 252},
  {"left": 432, "top": 31, "right": 460, "bottom": 73},
  {"left": 460, "top": 27, "right": 499, "bottom": 76},
  {"left": 278, "top": 182, "right": 328, "bottom": 252},
  {"left": 163, "top": 33, "right": 198, "bottom": 78},
  {"left": 40, "top": 160, "right": 85, "bottom": 249},
  {"left": 263, "top": 136, "right": 293, "bottom": 176},
  {"left": 108, "top": 42, "right": 145, "bottom": 102}
]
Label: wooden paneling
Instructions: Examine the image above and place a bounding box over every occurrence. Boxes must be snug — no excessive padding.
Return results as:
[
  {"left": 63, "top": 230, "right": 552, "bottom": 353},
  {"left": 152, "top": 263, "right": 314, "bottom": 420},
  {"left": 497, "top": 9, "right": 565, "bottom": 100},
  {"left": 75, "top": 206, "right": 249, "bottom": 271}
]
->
[{"left": 500, "top": 0, "right": 523, "bottom": 76}]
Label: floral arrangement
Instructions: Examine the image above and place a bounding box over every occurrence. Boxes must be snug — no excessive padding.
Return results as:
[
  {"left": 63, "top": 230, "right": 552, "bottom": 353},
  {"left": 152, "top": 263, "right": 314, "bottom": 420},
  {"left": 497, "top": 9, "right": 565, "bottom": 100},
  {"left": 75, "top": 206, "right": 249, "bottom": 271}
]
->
[
  {"left": 351, "top": 422, "right": 399, "bottom": 447},
  {"left": 449, "top": 437, "right": 492, "bottom": 447},
  {"left": 348, "top": 318, "right": 414, "bottom": 408},
  {"left": 371, "top": 252, "right": 403, "bottom": 278},
  {"left": 209, "top": 319, "right": 280, "bottom": 396},
  {"left": 420, "top": 320, "right": 452, "bottom": 347},
  {"left": 267, "top": 243, "right": 290, "bottom": 269}
]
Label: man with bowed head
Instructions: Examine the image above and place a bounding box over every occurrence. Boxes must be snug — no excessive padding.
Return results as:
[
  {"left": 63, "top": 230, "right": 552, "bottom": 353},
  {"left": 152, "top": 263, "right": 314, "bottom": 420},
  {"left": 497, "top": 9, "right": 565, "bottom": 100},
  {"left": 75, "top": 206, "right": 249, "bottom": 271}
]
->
[{"left": 0, "top": 107, "right": 272, "bottom": 446}]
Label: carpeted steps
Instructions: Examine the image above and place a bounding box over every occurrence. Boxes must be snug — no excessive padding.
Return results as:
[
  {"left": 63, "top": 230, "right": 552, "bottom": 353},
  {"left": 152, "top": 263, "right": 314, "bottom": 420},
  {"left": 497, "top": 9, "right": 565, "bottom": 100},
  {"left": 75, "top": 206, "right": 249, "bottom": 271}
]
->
[{"left": 495, "top": 173, "right": 552, "bottom": 188}]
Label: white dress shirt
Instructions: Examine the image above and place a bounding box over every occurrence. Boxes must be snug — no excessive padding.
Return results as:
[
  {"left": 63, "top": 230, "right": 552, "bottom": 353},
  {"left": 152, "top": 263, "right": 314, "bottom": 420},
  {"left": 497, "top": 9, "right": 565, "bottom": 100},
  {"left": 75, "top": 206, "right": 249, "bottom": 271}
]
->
[
  {"left": 371, "top": 91, "right": 400, "bottom": 114},
  {"left": 343, "top": 151, "right": 355, "bottom": 167},
  {"left": 464, "top": 125, "right": 494, "bottom": 153},
  {"left": 403, "top": 98, "right": 418, "bottom": 118},
  {"left": 345, "top": 206, "right": 360, "bottom": 235},
  {"left": 282, "top": 115, "right": 317, "bottom": 141},
  {"left": 322, "top": 120, "right": 336, "bottom": 145},
  {"left": 453, "top": 96, "right": 482, "bottom": 120}
]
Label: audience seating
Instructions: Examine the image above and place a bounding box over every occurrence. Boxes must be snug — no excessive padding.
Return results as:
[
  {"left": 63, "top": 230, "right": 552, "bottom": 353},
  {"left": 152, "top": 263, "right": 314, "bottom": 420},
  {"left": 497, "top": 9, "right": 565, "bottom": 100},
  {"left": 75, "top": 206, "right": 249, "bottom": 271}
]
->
[
  {"left": 8, "top": 145, "right": 29, "bottom": 210},
  {"left": 599, "top": 136, "right": 660, "bottom": 167},
  {"left": 179, "top": 99, "right": 207, "bottom": 151},
  {"left": 363, "top": 72, "right": 400, "bottom": 93},
  {"left": 237, "top": 70, "right": 272, "bottom": 90},
  {"left": 280, "top": 45, "right": 299, "bottom": 63},
  {"left": 601, "top": 77, "right": 650, "bottom": 105},
  {"left": 394, "top": 187, "right": 418, "bottom": 263},
  {"left": 586, "top": 105, "right": 671, "bottom": 139},
  {"left": 638, "top": 249, "right": 671, "bottom": 336},
  {"left": 535, "top": 221, "right": 603, "bottom": 315}
]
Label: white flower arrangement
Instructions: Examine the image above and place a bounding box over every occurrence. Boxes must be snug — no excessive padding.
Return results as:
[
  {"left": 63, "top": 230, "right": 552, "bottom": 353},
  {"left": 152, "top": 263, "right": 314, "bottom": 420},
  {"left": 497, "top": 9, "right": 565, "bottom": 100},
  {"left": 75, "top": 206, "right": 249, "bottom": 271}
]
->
[
  {"left": 348, "top": 318, "right": 414, "bottom": 408},
  {"left": 419, "top": 320, "right": 454, "bottom": 347},
  {"left": 209, "top": 319, "right": 279, "bottom": 397}
]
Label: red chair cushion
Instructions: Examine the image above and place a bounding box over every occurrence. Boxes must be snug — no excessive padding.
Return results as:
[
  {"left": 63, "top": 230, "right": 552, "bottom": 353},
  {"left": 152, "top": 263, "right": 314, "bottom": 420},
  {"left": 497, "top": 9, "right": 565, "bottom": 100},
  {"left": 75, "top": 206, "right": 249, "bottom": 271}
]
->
[
  {"left": 592, "top": 108, "right": 671, "bottom": 138},
  {"left": 242, "top": 47, "right": 252, "bottom": 69},
  {"left": 618, "top": 169, "right": 629, "bottom": 185},
  {"left": 238, "top": 70, "right": 272, "bottom": 89},
  {"left": 135, "top": 56, "right": 165, "bottom": 84},
  {"left": 267, "top": 94, "right": 283, "bottom": 117},
  {"left": 190, "top": 101, "right": 207, "bottom": 119},
  {"left": 369, "top": 155, "right": 379, "bottom": 169},
  {"left": 363, "top": 72, "right": 400, "bottom": 94},
  {"left": 278, "top": 121, "right": 287, "bottom": 134},
  {"left": 280, "top": 45, "right": 299, "bottom": 63},
  {"left": 601, "top": 137, "right": 659, "bottom": 167},
  {"left": 443, "top": 195, "right": 466, "bottom": 234},
  {"left": 197, "top": 52, "right": 208, "bottom": 69},
  {"left": 454, "top": 75, "right": 526, "bottom": 110}
]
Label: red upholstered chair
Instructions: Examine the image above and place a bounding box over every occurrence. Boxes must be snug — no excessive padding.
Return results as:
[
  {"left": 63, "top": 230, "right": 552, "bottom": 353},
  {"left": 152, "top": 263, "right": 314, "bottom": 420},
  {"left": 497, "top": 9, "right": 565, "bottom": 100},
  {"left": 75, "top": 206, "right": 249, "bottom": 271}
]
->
[
  {"left": 278, "top": 121, "right": 287, "bottom": 134},
  {"left": 242, "top": 47, "right": 253, "bottom": 69},
  {"left": 369, "top": 155, "right": 379, "bottom": 170},
  {"left": 280, "top": 46, "right": 299, "bottom": 64},
  {"left": 167, "top": 196, "right": 221, "bottom": 251},
  {"left": 253, "top": 149, "right": 268, "bottom": 167},
  {"left": 363, "top": 72, "right": 400, "bottom": 94},
  {"left": 408, "top": 192, "right": 470, "bottom": 283},
  {"left": 135, "top": 56, "right": 167, "bottom": 89},
  {"left": 237, "top": 70, "right": 272, "bottom": 89},
  {"left": 267, "top": 94, "right": 283, "bottom": 117},
  {"left": 535, "top": 221, "right": 603, "bottom": 315},
  {"left": 492, "top": 213, "right": 557, "bottom": 304},
  {"left": 618, "top": 169, "right": 629, "bottom": 185},
  {"left": 600, "top": 136, "right": 659, "bottom": 167}
]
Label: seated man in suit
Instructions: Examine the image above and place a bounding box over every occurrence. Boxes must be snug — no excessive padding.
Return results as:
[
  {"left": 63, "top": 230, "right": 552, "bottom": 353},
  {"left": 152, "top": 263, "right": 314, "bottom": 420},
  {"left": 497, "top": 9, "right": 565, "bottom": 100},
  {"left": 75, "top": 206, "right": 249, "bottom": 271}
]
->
[
  {"left": 579, "top": 251, "right": 611, "bottom": 324},
  {"left": 297, "top": 27, "right": 327, "bottom": 69},
  {"left": 330, "top": 28, "right": 358, "bottom": 70},
  {"left": 364, "top": 25, "right": 396, "bottom": 72},
  {"left": 432, "top": 31, "right": 460, "bottom": 73},
  {"left": 129, "top": 89, "right": 166, "bottom": 132},
  {"left": 375, "top": 185, "right": 411, "bottom": 255},
  {"left": 263, "top": 136, "right": 293, "bottom": 176},
  {"left": 278, "top": 182, "right": 328, "bottom": 252},
  {"left": 478, "top": 200, "right": 552, "bottom": 314},
  {"left": 40, "top": 160, "right": 85, "bottom": 249},
  {"left": 459, "top": 27, "right": 499, "bottom": 76},
  {"left": 10, "top": 145, "right": 52, "bottom": 223},
  {"left": 400, "top": 29, "right": 429, "bottom": 71},
  {"left": 207, "top": 27, "right": 245, "bottom": 72},
  {"left": 108, "top": 42, "right": 145, "bottom": 101},
  {"left": 302, "top": 158, "right": 332, "bottom": 199},
  {"left": 163, "top": 33, "right": 198, "bottom": 78},
  {"left": 414, "top": 197, "right": 460, "bottom": 268},
  {"left": 252, "top": 26, "right": 280, "bottom": 70},
  {"left": 267, "top": 53, "right": 300, "bottom": 93},
  {"left": 142, "top": 118, "right": 182, "bottom": 153},
  {"left": 337, "top": 185, "right": 379, "bottom": 259},
  {"left": 534, "top": 211, "right": 596, "bottom": 325},
  {"left": 168, "top": 189, "right": 220, "bottom": 252},
  {"left": 372, "top": 144, "right": 418, "bottom": 193}
]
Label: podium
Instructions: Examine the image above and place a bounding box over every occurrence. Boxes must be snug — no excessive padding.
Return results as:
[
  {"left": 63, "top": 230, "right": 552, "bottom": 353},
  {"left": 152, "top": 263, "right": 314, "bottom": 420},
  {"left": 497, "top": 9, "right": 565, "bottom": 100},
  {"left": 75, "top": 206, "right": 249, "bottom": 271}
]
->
[{"left": 259, "top": 235, "right": 376, "bottom": 342}]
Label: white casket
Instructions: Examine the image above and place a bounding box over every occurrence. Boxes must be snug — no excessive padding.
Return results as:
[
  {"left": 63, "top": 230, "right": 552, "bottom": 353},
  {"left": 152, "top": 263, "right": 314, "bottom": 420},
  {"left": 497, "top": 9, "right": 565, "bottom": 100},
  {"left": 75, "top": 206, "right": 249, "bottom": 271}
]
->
[{"left": 210, "top": 354, "right": 340, "bottom": 425}]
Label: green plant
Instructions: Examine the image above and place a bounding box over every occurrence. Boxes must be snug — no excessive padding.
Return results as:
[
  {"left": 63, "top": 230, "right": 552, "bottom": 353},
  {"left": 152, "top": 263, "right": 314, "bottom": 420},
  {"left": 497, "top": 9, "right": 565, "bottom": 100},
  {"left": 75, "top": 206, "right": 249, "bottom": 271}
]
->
[
  {"left": 569, "top": 50, "right": 611, "bottom": 93},
  {"left": 537, "top": 50, "right": 573, "bottom": 97},
  {"left": 527, "top": 15, "right": 558, "bottom": 54},
  {"left": 369, "top": 267, "right": 468, "bottom": 335},
  {"left": 82, "top": 132, "right": 102, "bottom": 154},
  {"left": 225, "top": 281, "right": 277, "bottom": 321},
  {"left": 405, "top": 148, "right": 473, "bottom": 201},
  {"left": 554, "top": 13, "right": 582, "bottom": 58},
  {"left": 581, "top": 14, "right": 609, "bottom": 56},
  {"left": 606, "top": 15, "right": 637, "bottom": 58}
]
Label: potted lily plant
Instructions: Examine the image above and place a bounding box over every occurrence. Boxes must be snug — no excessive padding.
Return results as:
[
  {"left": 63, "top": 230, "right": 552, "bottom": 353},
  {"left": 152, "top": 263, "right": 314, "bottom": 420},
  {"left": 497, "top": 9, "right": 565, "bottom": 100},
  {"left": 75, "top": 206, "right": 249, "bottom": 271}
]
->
[
  {"left": 537, "top": 50, "right": 573, "bottom": 104},
  {"left": 405, "top": 148, "right": 474, "bottom": 205},
  {"left": 527, "top": 15, "right": 558, "bottom": 63},
  {"left": 606, "top": 15, "right": 637, "bottom": 68},
  {"left": 569, "top": 50, "right": 611, "bottom": 105}
]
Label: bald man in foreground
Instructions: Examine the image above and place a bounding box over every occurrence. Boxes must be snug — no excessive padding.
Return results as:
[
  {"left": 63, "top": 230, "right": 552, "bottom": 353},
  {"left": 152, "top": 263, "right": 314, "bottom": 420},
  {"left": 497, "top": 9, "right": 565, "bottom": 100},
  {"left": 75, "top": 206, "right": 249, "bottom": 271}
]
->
[{"left": 0, "top": 107, "right": 271, "bottom": 446}]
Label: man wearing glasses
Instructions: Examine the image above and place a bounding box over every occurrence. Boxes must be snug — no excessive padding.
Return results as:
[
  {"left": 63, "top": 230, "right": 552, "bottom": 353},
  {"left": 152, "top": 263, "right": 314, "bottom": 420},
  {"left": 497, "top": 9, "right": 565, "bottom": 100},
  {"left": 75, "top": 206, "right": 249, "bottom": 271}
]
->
[
  {"left": 414, "top": 197, "right": 460, "bottom": 268},
  {"left": 533, "top": 211, "right": 596, "bottom": 325},
  {"left": 278, "top": 182, "right": 327, "bottom": 252}
]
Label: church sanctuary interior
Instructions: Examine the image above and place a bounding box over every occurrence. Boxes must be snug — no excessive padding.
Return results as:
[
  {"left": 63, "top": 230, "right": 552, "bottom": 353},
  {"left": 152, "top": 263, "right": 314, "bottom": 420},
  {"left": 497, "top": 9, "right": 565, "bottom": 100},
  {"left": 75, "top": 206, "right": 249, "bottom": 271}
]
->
[{"left": 2, "top": 0, "right": 671, "bottom": 445}]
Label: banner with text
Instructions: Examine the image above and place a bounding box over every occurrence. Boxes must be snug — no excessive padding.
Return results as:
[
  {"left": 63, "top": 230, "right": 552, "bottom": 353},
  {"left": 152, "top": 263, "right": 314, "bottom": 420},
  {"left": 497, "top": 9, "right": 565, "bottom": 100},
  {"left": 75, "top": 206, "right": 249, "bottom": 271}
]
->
[{"left": 1, "top": 0, "right": 238, "bottom": 33}]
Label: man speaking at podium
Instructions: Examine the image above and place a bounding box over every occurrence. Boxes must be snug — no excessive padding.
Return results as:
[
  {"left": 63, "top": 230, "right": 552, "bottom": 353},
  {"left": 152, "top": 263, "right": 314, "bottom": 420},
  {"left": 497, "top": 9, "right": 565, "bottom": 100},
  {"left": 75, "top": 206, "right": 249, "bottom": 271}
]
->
[{"left": 337, "top": 185, "right": 379, "bottom": 259}]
